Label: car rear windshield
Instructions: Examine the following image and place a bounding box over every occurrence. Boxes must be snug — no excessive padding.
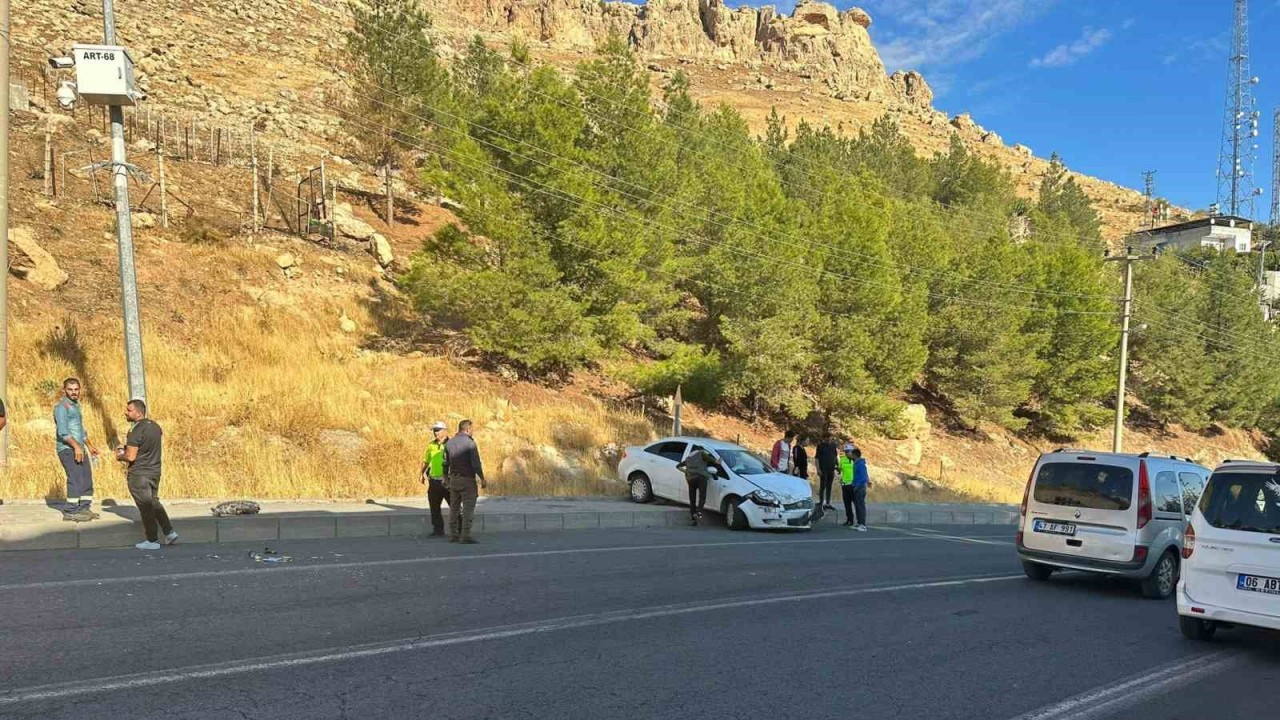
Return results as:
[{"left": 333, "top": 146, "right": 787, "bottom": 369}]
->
[
  {"left": 1198, "top": 472, "right": 1280, "bottom": 534},
  {"left": 1033, "top": 461, "right": 1134, "bottom": 511}
]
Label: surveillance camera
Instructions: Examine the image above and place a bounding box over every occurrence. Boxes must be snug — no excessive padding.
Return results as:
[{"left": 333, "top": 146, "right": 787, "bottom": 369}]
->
[
  {"left": 56, "top": 82, "right": 78, "bottom": 110},
  {"left": 48, "top": 56, "right": 75, "bottom": 70}
]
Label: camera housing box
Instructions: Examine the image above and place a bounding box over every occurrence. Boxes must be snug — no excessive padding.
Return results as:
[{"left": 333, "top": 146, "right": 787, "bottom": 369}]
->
[{"left": 71, "top": 44, "right": 138, "bottom": 106}]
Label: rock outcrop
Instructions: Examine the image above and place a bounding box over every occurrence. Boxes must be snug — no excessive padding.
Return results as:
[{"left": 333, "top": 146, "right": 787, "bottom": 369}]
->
[
  {"left": 8, "top": 228, "right": 70, "bottom": 291},
  {"left": 422, "top": 0, "right": 902, "bottom": 105}
]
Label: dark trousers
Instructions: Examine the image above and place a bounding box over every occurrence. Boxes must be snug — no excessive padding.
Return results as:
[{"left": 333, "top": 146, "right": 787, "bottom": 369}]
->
[
  {"left": 842, "top": 484, "right": 867, "bottom": 526},
  {"left": 686, "top": 475, "right": 708, "bottom": 516},
  {"left": 448, "top": 477, "right": 478, "bottom": 539},
  {"left": 57, "top": 449, "right": 94, "bottom": 511},
  {"left": 128, "top": 475, "right": 173, "bottom": 542},
  {"left": 817, "top": 467, "right": 835, "bottom": 506},
  {"left": 427, "top": 477, "right": 451, "bottom": 534}
]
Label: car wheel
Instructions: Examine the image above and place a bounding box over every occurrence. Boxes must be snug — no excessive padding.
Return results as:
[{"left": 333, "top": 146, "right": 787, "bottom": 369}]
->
[
  {"left": 724, "top": 498, "right": 746, "bottom": 531},
  {"left": 1141, "top": 551, "right": 1178, "bottom": 600},
  {"left": 1022, "top": 561, "right": 1054, "bottom": 582},
  {"left": 1179, "top": 615, "right": 1218, "bottom": 641},
  {"left": 628, "top": 473, "right": 654, "bottom": 504}
]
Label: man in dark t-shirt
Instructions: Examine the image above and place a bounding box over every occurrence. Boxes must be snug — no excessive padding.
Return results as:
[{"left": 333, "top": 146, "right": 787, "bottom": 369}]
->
[{"left": 116, "top": 399, "right": 177, "bottom": 550}]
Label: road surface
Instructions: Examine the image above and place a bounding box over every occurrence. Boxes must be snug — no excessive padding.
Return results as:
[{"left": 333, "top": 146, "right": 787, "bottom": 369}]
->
[{"left": 0, "top": 522, "right": 1276, "bottom": 719}]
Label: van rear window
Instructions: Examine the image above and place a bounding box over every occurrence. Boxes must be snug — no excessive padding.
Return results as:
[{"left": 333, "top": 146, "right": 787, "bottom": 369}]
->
[
  {"left": 1198, "top": 472, "right": 1280, "bottom": 534},
  {"left": 1033, "top": 462, "right": 1133, "bottom": 510}
]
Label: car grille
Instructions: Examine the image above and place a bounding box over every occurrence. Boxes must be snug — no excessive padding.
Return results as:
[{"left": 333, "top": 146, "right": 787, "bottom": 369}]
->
[
  {"left": 787, "top": 514, "right": 811, "bottom": 527},
  {"left": 784, "top": 499, "right": 813, "bottom": 510}
]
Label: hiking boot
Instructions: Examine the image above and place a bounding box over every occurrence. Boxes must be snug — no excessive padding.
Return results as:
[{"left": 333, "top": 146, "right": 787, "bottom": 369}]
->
[
  {"left": 62, "top": 510, "right": 94, "bottom": 523},
  {"left": 135, "top": 541, "right": 161, "bottom": 551},
  {"left": 448, "top": 536, "right": 460, "bottom": 543},
  {"left": 461, "top": 537, "right": 478, "bottom": 545},
  {"left": 165, "top": 531, "right": 179, "bottom": 545},
  {"left": 428, "top": 530, "right": 445, "bottom": 538}
]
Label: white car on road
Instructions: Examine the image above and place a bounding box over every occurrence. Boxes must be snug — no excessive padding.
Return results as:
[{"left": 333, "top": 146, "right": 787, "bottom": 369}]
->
[
  {"left": 618, "top": 437, "right": 814, "bottom": 530},
  {"left": 1177, "top": 460, "right": 1280, "bottom": 641}
]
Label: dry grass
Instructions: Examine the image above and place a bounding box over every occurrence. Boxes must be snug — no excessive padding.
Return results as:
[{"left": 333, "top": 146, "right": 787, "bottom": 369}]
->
[{"left": 0, "top": 288, "right": 659, "bottom": 502}]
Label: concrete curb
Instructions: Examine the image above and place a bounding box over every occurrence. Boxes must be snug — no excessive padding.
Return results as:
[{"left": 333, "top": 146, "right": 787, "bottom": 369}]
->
[{"left": 0, "top": 506, "right": 1019, "bottom": 552}]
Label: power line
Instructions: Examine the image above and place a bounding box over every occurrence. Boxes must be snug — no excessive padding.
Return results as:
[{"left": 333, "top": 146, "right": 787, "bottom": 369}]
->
[
  {"left": 344, "top": 24, "right": 1119, "bottom": 253},
  {"left": 333, "top": 75, "right": 1122, "bottom": 303}
]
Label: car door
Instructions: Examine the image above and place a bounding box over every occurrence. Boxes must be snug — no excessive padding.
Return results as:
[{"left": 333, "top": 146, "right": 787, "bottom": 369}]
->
[
  {"left": 1151, "top": 467, "right": 1187, "bottom": 550},
  {"left": 1179, "top": 471, "right": 1207, "bottom": 517},
  {"left": 644, "top": 441, "right": 688, "bottom": 500}
]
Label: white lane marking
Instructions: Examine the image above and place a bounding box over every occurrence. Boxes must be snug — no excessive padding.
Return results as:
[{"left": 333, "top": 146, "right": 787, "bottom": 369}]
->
[
  {"left": 887, "top": 526, "right": 1010, "bottom": 546},
  {"left": 0, "top": 534, "right": 1009, "bottom": 592},
  {"left": 0, "top": 573, "right": 1022, "bottom": 706},
  {"left": 1005, "top": 650, "right": 1242, "bottom": 720}
]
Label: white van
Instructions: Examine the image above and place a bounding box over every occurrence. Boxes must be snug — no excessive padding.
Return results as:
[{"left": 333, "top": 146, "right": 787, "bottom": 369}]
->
[
  {"left": 1016, "top": 450, "right": 1211, "bottom": 599},
  {"left": 1177, "top": 460, "right": 1280, "bottom": 641}
]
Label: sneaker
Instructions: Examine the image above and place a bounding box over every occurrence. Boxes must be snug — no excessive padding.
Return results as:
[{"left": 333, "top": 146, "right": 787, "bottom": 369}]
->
[
  {"left": 691, "top": 516, "right": 699, "bottom": 527},
  {"left": 461, "top": 537, "right": 478, "bottom": 545},
  {"left": 165, "top": 531, "right": 179, "bottom": 545},
  {"left": 842, "top": 521, "right": 854, "bottom": 527},
  {"left": 448, "top": 536, "right": 460, "bottom": 543},
  {"left": 135, "top": 541, "right": 161, "bottom": 551},
  {"left": 857, "top": 525, "right": 869, "bottom": 532},
  {"left": 428, "top": 530, "right": 445, "bottom": 537}
]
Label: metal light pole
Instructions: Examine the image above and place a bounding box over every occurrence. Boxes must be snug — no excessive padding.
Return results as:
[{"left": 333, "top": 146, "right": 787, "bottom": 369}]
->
[
  {"left": 1, "top": 0, "right": 12, "bottom": 468},
  {"left": 102, "top": 0, "right": 147, "bottom": 402},
  {"left": 1104, "top": 252, "right": 1155, "bottom": 453}
]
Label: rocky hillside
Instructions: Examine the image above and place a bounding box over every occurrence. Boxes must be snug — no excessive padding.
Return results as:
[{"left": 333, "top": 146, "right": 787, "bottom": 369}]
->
[{"left": 12, "top": 0, "right": 1180, "bottom": 241}]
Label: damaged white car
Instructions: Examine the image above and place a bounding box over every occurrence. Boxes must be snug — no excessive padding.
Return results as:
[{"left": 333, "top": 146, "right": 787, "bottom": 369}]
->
[{"left": 618, "top": 437, "right": 815, "bottom": 530}]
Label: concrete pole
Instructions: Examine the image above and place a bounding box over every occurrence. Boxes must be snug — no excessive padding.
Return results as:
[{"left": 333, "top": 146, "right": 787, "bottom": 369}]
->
[
  {"left": 1104, "top": 253, "right": 1155, "bottom": 453},
  {"left": 250, "top": 129, "right": 260, "bottom": 233},
  {"left": 104, "top": 0, "right": 148, "bottom": 403},
  {"left": 157, "top": 136, "right": 168, "bottom": 228},
  {"left": 1, "top": 0, "right": 11, "bottom": 467},
  {"left": 43, "top": 121, "right": 53, "bottom": 196}
]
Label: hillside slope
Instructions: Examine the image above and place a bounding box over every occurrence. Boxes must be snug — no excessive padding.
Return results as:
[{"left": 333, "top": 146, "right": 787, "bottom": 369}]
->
[{"left": 12, "top": 0, "right": 1183, "bottom": 242}]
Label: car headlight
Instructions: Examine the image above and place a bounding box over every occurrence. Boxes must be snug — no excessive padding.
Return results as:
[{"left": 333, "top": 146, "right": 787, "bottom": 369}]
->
[{"left": 750, "top": 491, "right": 781, "bottom": 507}]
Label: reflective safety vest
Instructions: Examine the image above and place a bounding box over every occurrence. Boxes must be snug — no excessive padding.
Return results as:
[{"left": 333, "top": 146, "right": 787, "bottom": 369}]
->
[
  {"left": 839, "top": 455, "right": 855, "bottom": 486},
  {"left": 423, "top": 439, "right": 448, "bottom": 479}
]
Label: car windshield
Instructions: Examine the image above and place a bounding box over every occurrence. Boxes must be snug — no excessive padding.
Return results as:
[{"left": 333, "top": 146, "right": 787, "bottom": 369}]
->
[
  {"left": 1199, "top": 472, "right": 1280, "bottom": 534},
  {"left": 715, "top": 449, "right": 771, "bottom": 476},
  {"left": 1033, "top": 462, "right": 1134, "bottom": 511}
]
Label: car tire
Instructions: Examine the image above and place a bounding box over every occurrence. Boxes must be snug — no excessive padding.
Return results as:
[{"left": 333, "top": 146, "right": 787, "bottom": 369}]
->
[
  {"left": 1141, "top": 551, "right": 1179, "bottom": 600},
  {"left": 1021, "top": 561, "right": 1054, "bottom": 582},
  {"left": 628, "top": 473, "right": 654, "bottom": 504},
  {"left": 1179, "top": 615, "right": 1217, "bottom": 642},
  {"left": 724, "top": 498, "right": 746, "bottom": 531}
]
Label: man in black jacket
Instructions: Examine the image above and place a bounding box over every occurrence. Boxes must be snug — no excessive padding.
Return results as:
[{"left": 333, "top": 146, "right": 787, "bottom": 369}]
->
[
  {"left": 676, "top": 446, "right": 724, "bottom": 526},
  {"left": 443, "top": 419, "right": 486, "bottom": 544},
  {"left": 815, "top": 434, "right": 838, "bottom": 512}
]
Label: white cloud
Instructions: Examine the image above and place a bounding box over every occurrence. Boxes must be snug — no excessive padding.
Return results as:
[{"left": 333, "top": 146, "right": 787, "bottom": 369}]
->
[
  {"left": 1030, "top": 26, "right": 1113, "bottom": 68},
  {"left": 864, "top": 0, "right": 1056, "bottom": 73}
]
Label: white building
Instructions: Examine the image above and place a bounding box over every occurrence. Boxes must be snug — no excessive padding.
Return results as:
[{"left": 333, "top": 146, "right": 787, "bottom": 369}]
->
[{"left": 1137, "top": 215, "right": 1253, "bottom": 254}]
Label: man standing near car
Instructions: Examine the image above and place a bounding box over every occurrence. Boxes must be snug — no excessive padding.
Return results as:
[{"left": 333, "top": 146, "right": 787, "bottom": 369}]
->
[
  {"left": 838, "top": 444, "right": 871, "bottom": 530},
  {"left": 116, "top": 399, "right": 177, "bottom": 550},
  {"left": 677, "top": 445, "right": 724, "bottom": 527},
  {"left": 769, "top": 430, "right": 794, "bottom": 474},
  {"left": 420, "top": 421, "right": 451, "bottom": 538},
  {"left": 815, "top": 434, "right": 838, "bottom": 512},
  {"left": 54, "top": 378, "right": 100, "bottom": 521},
  {"left": 443, "top": 419, "right": 486, "bottom": 544}
]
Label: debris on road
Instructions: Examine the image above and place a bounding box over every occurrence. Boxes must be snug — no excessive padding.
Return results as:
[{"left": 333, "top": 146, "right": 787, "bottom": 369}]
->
[
  {"left": 247, "top": 547, "right": 293, "bottom": 563},
  {"left": 211, "top": 501, "right": 261, "bottom": 517}
]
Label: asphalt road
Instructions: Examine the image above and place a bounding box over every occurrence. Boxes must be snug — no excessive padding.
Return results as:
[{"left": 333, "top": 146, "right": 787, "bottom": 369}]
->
[{"left": 0, "top": 521, "right": 1276, "bottom": 720}]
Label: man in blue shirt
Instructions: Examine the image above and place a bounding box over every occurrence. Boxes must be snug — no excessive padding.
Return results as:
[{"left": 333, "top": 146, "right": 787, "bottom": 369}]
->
[
  {"left": 850, "top": 447, "right": 870, "bottom": 531},
  {"left": 53, "top": 378, "right": 100, "bottom": 520}
]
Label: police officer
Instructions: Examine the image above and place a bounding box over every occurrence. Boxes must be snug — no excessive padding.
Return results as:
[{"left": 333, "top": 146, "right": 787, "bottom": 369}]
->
[
  {"left": 676, "top": 445, "right": 724, "bottom": 526},
  {"left": 419, "top": 421, "right": 451, "bottom": 538}
]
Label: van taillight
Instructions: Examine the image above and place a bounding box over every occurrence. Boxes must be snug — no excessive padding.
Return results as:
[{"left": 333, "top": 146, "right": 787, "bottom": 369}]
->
[
  {"left": 1183, "top": 524, "right": 1196, "bottom": 560},
  {"left": 1020, "top": 465, "right": 1034, "bottom": 518},
  {"left": 1136, "top": 460, "right": 1153, "bottom": 529}
]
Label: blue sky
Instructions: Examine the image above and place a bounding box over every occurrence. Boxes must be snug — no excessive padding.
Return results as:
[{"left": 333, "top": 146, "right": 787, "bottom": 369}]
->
[{"left": 728, "top": 0, "right": 1280, "bottom": 217}]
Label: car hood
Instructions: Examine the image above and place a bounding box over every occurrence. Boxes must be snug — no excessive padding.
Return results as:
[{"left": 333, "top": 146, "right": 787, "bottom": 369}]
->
[{"left": 739, "top": 472, "right": 812, "bottom": 503}]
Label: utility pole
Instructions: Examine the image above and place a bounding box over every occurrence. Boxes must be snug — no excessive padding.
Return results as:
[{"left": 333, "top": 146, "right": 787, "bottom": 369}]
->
[
  {"left": 1142, "top": 170, "right": 1157, "bottom": 230},
  {"left": 1271, "top": 106, "right": 1279, "bottom": 224},
  {"left": 1, "top": 0, "right": 11, "bottom": 468},
  {"left": 1104, "top": 252, "right": 1156, "bottom": 453},
  {"left": 103, "top": 0, "right": 148, "bottom": 402}
]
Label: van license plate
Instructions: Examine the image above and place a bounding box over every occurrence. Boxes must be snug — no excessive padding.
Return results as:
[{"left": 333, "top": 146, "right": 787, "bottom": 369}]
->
[
  {"left": 1033, "top": 520, "right": 1077, "bottom": 536},
  {"left": 1236, "top": 574, "right": 1280, "bottom": 595}
]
